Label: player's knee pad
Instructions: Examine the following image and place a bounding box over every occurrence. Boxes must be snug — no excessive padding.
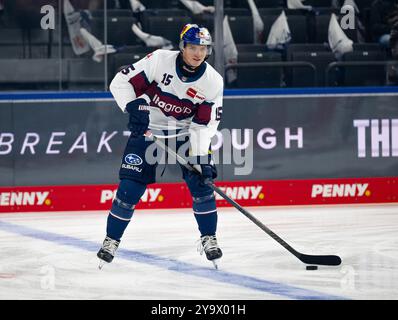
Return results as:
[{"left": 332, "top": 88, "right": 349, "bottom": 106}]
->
[
  {"left": 182, "top": 166, "right": 217, "bottom": 214},
  {"left": 110, "top": 179, "right": 146, "bottom": 221},
  {"left": 183, "top": 168, "right": 213, "bottom": 194}
]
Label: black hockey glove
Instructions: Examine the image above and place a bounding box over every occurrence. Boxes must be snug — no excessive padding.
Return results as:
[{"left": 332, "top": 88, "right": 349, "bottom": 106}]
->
[
  {"left": 191, "top": 155, "right": 217, "bottom": 186},
  {"left": 126, "top": 98, "right": 150, "bottom": 137}
]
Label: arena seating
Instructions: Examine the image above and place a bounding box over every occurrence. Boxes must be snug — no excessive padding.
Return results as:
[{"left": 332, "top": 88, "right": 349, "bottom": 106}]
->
[
  {"left": 236, "top": 51, "right": 283, "bottom": 88},
  {"left": 0, "top": 0, "right": 394, "bottom": 90},
  {"left": 340, "top": 49, "right": 387, "bottom": 86}
]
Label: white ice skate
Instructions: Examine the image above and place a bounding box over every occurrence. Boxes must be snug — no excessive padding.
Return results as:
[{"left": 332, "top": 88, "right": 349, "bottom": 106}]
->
[
  {"left": 97, "top": 236, "right": 120, "bottom": 269},
  {"left": 198, "top": 235, "right": 223, "bottom": 269}
]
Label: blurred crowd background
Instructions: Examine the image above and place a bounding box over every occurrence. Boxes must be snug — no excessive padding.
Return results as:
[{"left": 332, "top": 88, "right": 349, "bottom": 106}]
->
[{"left": 0, "top": 0, "right": 397, "bottom": 91}]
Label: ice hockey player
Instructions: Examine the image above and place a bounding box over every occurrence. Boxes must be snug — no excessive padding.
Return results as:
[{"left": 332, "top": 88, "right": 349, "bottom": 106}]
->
[{"left": 97, "top": 24, "right": 224, "bottom": 269}]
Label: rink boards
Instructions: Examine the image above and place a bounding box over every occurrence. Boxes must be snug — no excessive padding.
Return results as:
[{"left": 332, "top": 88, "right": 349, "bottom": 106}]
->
[
  {"left": 1, "top": 88, "right": 398, "bottom": 213},
  {"left": 0, "top": 177, "right": 397, "bottom": 213}
]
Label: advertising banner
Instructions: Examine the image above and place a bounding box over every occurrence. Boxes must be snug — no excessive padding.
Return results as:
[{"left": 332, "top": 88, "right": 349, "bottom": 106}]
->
[
  {"left": 0, "top": 102, "right": 13, "bottom": 186},
  {"left": 1, "top": 89, "right": 398, "bottom": 213},
  {"left": 1, "top": 177, "right": 397, "bottom": 213},
  {"left": 1, "top": 92, "right": 398, "bottom": 187},
  {"left": 219, "top": 95, "right": 398, "bottom": 180}
]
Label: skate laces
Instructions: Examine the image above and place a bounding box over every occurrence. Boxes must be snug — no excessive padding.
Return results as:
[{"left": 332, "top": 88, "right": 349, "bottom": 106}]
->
[
  {"left": 197, "top": 235, "right": 219, "bottom": 255},
  {"left": 102, "top": 237, "right": 119, "bottom": 255}
]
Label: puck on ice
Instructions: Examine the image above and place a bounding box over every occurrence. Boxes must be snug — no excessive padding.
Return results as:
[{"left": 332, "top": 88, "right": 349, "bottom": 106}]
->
[{"left": 306, "top": 265, "right": 318, "bottom": 270}]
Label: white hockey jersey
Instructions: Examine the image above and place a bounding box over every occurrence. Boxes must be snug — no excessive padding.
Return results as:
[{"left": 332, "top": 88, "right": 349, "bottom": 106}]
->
[{"left": 109, "top": 49, "right": 224, "bottom": 156}]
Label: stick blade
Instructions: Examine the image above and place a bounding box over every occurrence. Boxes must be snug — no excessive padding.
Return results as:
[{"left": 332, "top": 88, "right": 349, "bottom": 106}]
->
[{"left": 299, "top": 254, "right": 342, "bottom": 266}]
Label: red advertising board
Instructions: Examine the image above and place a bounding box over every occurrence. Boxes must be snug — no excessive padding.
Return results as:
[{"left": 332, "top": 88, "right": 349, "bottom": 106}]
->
[{"left": 0, "top": 177, "right": 397, "bottom": 213}]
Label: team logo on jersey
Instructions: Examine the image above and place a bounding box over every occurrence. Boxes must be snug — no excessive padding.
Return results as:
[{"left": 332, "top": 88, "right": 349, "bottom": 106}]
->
[
  {"left": 186, "top": 87, "right": 205, "bottom": 102},
  {"left": 124, "top": 153, "right": 143, "bottom": 166},
  {"left": 152, "top": 94, "right": 193, "bottom": 116}
]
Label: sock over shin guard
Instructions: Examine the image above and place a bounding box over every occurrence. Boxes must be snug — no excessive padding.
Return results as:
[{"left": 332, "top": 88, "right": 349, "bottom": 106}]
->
[
  {"left": 106, "top": 179, "right": 146, "bottom": 241},
  {"left": 192, "top": 193, "right": 218, "bottom": 236}
]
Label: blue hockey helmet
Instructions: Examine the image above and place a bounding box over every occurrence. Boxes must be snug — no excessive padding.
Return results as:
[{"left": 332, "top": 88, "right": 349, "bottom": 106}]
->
[{"left": 179, "top": 24, "right": 212, "bottom": 55}]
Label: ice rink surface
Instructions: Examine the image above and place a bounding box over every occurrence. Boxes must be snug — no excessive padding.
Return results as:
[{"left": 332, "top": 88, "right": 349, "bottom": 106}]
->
[{"left": 0, "top": 204, "right": 397, "bottom": 300}]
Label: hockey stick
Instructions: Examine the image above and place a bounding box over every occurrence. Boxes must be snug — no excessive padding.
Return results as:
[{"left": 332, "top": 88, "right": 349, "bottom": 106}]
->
[{"left": 149, "top": 134, "right": 342, "bottom": 266}]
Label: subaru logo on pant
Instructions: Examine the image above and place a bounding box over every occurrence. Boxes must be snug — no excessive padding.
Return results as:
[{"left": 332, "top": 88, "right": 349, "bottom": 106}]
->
[{"left": 125, "top": 153, "right": 143, "bottom": 166}]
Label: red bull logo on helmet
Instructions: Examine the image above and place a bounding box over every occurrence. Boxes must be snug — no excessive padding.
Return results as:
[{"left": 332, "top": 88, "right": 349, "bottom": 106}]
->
[{"left": 179, "top": 24, "right": 212, "bottom": 48}]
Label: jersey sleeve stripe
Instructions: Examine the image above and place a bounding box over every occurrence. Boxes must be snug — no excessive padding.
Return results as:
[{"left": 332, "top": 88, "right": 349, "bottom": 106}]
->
[
  {"left": 192, "top": 102, "right": 214, "bottom": 125},
  {"left": 128, "top": 71, "right": 151, "bottom": 97}
]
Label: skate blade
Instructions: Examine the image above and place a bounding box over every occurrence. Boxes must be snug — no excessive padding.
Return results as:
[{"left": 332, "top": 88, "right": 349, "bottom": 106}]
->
[
  {"left": 98, "top": 259, "right": 107, "bottom": 270},
  {"left": 211, "top": 259, "right": 219, "bottom": 270}
]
